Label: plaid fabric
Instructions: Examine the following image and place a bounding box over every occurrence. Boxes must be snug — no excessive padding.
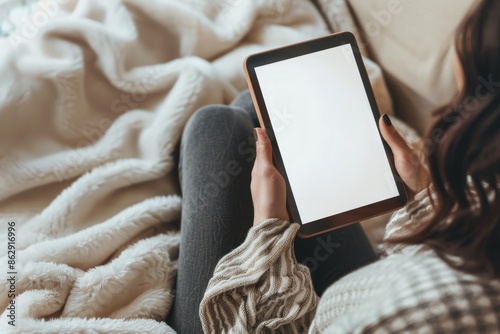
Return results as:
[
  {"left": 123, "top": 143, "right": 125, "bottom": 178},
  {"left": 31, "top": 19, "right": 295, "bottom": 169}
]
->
[
  {"left": 314, "top": 252, "right": 500, "bottom": 333},
  {"left": 312, "top": 190, "right": 500, "bottom": 333}
]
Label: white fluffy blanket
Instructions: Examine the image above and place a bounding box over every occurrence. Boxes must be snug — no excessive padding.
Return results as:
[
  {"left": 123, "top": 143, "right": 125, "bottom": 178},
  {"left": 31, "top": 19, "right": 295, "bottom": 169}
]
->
[
  {"left": 0, "top": 0, "right": 410, "bottom": 332},
  {"left": 0, "top": 0, "right": 329, "bottom": 332}
]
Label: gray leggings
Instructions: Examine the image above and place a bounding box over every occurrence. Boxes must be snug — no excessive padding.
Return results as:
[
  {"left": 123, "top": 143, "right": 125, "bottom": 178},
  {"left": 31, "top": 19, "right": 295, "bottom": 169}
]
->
[{"left": 167, "top": 91, "right": 377, "bottom": 333}]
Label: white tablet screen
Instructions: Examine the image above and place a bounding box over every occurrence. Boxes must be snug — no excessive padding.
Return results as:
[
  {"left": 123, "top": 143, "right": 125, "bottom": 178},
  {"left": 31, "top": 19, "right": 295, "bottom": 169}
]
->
[{"left": 254, "top": 44, "right": 399, "bottom": 224}]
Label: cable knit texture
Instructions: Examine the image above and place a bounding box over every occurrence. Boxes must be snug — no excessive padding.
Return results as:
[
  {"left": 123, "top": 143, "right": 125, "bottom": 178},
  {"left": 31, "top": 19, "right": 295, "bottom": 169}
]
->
[
  {"left": 200, "top": 218, "right": 318, "bottom": 333},
  {"left": 200, "top": 190, "right": 500, "bottom": 333}
]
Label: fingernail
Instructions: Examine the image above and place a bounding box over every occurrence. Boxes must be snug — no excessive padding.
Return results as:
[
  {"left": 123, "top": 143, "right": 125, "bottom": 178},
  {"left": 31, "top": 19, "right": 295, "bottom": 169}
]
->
[
  {"left": 382, "top": 114, "right": 392, "bottom": 127},
  {"left": 254, "top": 128, "right": 258, "bottom": 142}
]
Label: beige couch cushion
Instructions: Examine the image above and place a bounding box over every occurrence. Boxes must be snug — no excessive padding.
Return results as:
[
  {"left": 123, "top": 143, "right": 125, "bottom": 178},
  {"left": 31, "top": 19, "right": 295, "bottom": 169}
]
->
[{"left": 348, "top": 0, "right": 475, "bottom": 134}]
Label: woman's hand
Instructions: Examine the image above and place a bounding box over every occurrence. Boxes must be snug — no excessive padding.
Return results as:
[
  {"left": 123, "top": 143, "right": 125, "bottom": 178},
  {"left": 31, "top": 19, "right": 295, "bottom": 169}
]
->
[
  {"left": 379, "top": 114, "right": 431, "bottom": 198},
  {"left": 251, "top": 128, "right": 289, "bottom": 226},
  {"left": 250, "top": 116, "right": 430, "bottom": 226}
]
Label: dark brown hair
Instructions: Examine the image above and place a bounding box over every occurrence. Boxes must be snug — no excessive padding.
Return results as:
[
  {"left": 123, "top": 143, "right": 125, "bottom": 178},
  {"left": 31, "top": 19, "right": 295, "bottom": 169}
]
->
[{"left": 391, "top": 0, "right": 500, "bottom": 277}]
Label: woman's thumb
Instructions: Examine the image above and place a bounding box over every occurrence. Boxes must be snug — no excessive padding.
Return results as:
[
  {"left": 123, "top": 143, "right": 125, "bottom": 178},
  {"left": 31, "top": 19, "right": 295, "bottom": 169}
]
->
[
  {"left": 379, "top": 114, "right": 410, "bottom": 155},
  {"left": 254, "top": 128, "right": 273, "bottom": 165}
]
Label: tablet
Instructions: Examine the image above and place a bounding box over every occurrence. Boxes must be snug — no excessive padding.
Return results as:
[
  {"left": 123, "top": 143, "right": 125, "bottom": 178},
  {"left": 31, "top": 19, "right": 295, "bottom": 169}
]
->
[{"left": 244, "top": 32, "right": 407, "bottom": 238}]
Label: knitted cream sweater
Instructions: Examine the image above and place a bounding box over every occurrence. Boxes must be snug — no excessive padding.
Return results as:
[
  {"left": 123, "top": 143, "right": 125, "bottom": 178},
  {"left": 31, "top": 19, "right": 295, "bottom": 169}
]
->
[{"left": 199, "top": 190, "right": 500, "bottom": 333}]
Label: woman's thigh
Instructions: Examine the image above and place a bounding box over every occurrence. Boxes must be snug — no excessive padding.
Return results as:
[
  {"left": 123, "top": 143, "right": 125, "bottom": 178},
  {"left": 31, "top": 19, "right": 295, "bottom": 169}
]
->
[{"left": 167, "top": 104, "right": 256, "bottom": 333}]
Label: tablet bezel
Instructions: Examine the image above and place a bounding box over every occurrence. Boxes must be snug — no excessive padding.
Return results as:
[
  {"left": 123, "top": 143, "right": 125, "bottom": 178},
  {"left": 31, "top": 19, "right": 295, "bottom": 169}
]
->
[{"left": 244, "top": 32, "right": 407, "bottom": 238}]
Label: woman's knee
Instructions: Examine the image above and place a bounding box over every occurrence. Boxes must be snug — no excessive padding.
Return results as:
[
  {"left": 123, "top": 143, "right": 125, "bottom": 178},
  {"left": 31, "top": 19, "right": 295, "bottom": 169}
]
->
[
  {"left": 183, "top": 104, "right": 254, "bottom": 147},
  {"left": 179, "top": 104, "right": 256, "bottom": 205},
  {"left": 188, "top": 105, "right": 230, "bottom": 125}
]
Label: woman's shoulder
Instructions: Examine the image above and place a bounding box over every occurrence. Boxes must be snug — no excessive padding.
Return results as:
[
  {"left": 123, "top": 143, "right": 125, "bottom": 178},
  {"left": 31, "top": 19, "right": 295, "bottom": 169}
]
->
[{"left": 312, "top": 252, "right": 500, "bottom": 333}]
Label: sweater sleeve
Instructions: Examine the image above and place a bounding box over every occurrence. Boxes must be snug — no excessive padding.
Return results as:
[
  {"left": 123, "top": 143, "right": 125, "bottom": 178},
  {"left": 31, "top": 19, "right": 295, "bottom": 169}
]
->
[
  {"left": 199, "top": 218, "right": 318, "bottom": 333},
  {"left": 383, "top": 188, "right": 434, "bottom": 255}
]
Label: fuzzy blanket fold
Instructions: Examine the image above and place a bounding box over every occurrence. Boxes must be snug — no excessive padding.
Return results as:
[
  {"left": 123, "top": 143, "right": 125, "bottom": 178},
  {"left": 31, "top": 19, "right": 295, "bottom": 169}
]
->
[{"left": 0, "top": 0, "right": 329, "bottom": 332}]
